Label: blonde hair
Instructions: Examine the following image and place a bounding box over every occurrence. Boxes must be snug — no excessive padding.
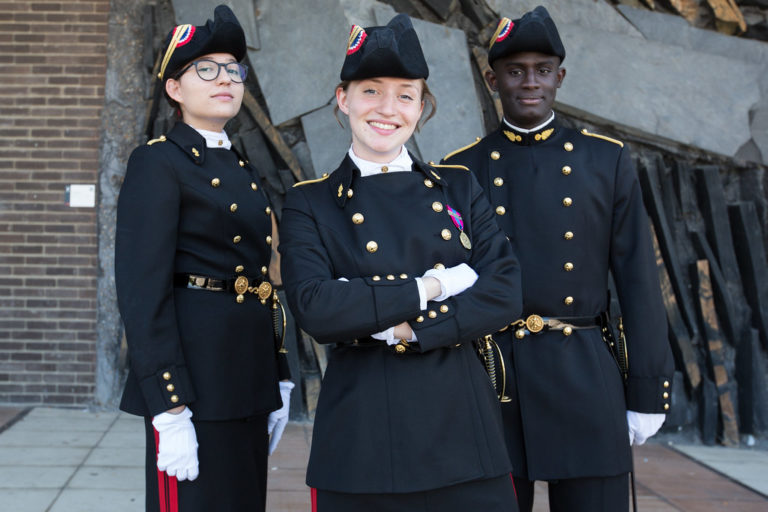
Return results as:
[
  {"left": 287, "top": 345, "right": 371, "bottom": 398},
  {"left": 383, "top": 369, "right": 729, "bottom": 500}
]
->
[{"left": 333, "top": 79, "right": 437, "bottom": 132}]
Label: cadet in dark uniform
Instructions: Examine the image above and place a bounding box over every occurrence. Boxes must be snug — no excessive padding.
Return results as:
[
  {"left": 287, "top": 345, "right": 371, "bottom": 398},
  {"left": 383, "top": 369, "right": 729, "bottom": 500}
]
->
[
  {"left": 115, "top": 6, "right": 292, "bottom": 511},
  {"left": 442, "top": 6, "right": 675, "bottom": 512},
  {"left": 279, "top": 14, "right": 522, "bottom": 512}
]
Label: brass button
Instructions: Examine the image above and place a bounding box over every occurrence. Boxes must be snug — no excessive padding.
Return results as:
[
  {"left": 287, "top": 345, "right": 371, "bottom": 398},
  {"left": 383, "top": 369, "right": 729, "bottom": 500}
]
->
[
  {"left": 564, "top": 296, "right": 574, "bottom": 306},
  {"left": 366, "top": 241, "right": 378, "bottom": 253},
  {"left": 563, "top": 326, "right": 573, "bottom": 336},
  {"left": 440, "top": 305, "right": 448, "bottom": 313},
  {"left": 496, "top": 206, "right": 506, "bottom": 215},
  {"left": 238, "top": 160, "right": 245, "bottom": 167},
  {"left": 493, "top": 177, "right": 504, "bottom": 187},
  {"left": 261, "top": 266, "right": 268, "bottom": 275},
  {"left": 490, "top": 151, "right": 500, "bottom": 160},
  {"left": 251, "top": 182, "right": 258, "bottom": 190},
  {"left": 372, "top": 275, "right": 381, "bottom": 281},
  {"left": 564, "top": 231, "right": 574, "bottom": 240},
  {"left": 170, "top": 395, "right": 179, "bottom": 403},
  {"left": 235, "top": 265, "right": 244, "bottom": 273},
  {"left": 424, "top": 179, "right": 434, "bottom": 188},
  {"left": 564, "top": 262, "right": 574, "bottom": 272},
  {"left": 352, "top": 213, "right": 364, "bottom": 224},
  {"left": 347, "top": 189, "right": 354, "bottom": 198},
  {"left": 236, "top": 294, "right": 244, "bottom": 303},
  {"left": 230, "top": 203, "right": 238, "bottom": 212},
  {"left": 266, "top": 235, "right": 272, "bottom": 245},
  {"left": 664, "top": 403, "right": 670, "bottom": 411},
  {"left": 562, "top": 166, "right": 572, "bottom": 176},
  {"left": 515, "top": 329, "right": 525, "bottom": 339},
  {"left": 428, "top": 310, "right": 437, "bottom": 319},
  {"left": 564, "top": 142, "right": 573, "bottom": 151},
  {"left": 233, "top": 235, "right": 241, "bottom": 244},
  {"left": 386, "top": 274, "right": 395, "bottom": 281},
  {"left": 265, "top": 206, "right": 272, "bottom": 215},
  {"left": 400, "top": 274, "right": 408, "bottom": 279},
  {"left": 381, "top": 166, "right": 388, "bottom": 173},
  {"left": 562, "top": 197, "right": 572, "bottom": 207},
  {"left": 432, "top": 201, "right": 443, "bottom": 212},
  {"left": 433, "top": 263, "right": 445, "bottom": 270},
  {"left": 395, "top": 344, "right": 406, "bottom": 353},
  {"left": 663, "top": 392, "right": 669, "bottom": 399},
  {"left": 162, "top": 372, "right": 171, "bottom": 381},
  {"left": 166, "top": 383, "right": 175, "bottom": 392},
  {"left": 416, "top": 315, "right": 424, "bottom": 323},
  {"left": 663, "top": 380, "right": 670, "bottom": 388},
  {"left": 211, "top": 178, "right": 220, "bottom": 187},
  {"left": 441, "top": 229, "right": 452, "bottom": 240}
]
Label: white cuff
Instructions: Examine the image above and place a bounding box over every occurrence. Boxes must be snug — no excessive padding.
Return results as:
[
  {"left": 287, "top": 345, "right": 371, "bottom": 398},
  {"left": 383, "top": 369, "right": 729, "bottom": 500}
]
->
[{"left": 415, "top": 277, "right": 428, "bottom": 310}]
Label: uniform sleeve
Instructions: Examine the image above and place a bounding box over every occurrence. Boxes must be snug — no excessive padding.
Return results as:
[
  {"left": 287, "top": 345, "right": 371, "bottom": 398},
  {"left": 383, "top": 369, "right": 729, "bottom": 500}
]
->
[
  {"left": 115, "top": 146, "right": 195, "bottom": 415},
  {"left": 411, "top": 173, "right": 522, "bottom": 351},
  {"left": 609, "top": 146, "right": 674, "bottom": 413},
  {"left": 280, "top": 186, "right": 422, "bottom": 344}
]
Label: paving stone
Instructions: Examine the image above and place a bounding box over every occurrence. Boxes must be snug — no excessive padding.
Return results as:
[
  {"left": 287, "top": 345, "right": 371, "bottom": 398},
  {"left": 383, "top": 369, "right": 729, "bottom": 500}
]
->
[
  {"left": 486, "top": 0, "right": 643, "bottom": 38},
  {"left": 170, "top": 0, "right": 260, "bottom": 50},
  {"left": 84, "top": 447, "right": 144, "bottom": 467},
  {"left": 0, "top": 428, "right": 105, "bottom": 448},
  {"left": 555, "top": 23, "right": 760, "bottom": 159},
  {"left": 672, "top": 444, "right": 768, "bottom": 496},
  {"left": 249, "top": 0, "right": 348, "bottom": 126},
  {"left": 0, "top": 446, "right": 89, "bottom": 466},
  {"left": 68, "top": 465, "right": 144, "bottom": 490},
  {"left": 97, "top": 427, "right": 144, "bottom": 449},
  {"left": 0, "top": 465, "right": 75, "bottom": 489},
  {"left": 15, "top": 409, "right": 116, "bottom": 432},
  {"left": 49, "top": 489, "right": 143, "bottom": 512},
  {"left": 0, "top": 489, "right": 58, "bottom": 512}
]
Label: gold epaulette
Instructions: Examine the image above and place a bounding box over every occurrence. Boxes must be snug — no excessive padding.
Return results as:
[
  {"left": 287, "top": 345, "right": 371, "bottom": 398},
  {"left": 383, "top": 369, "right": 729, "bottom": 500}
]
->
[
  {"left": 292, "top": 173, "right": 330, "bottom": 187},
  {"left": 442, "top": 137, "right": 481, "bottom": 161},
  {"left": 146, "top": 135, "right": 167, "bottom": 145},
  {"left": 580, "top": 128, "right": 624, "bottom": 148},
  {"left": 430, "top": 163, "right": 469, "bottom": 171}
]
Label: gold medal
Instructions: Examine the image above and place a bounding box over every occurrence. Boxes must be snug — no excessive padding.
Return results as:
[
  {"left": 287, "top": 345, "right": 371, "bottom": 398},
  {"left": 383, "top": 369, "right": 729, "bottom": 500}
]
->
[{"left": 459, "top": 230, "right": 472, "bottom": 250}]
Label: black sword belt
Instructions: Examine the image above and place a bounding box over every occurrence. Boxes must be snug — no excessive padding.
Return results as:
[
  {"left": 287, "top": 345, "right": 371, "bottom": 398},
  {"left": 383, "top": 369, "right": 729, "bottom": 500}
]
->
[
  {"left": 174, "top": 273, "right": 273, "bottom": 304},
  {"left": 502, "top": 314, "right": 601, "bottom": 339}
]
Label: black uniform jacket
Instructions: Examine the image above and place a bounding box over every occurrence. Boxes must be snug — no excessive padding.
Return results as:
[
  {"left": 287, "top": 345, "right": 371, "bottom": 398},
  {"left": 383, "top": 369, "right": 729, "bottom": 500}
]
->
[
  {"left": 116, "top": 122, "right": 290, "bottom": 420},
  {"left": 443, "top": 119, "right": 675, "bottom": 480},
  {"left": 280, "top": 155, "right": 523, "bottom": 493}
]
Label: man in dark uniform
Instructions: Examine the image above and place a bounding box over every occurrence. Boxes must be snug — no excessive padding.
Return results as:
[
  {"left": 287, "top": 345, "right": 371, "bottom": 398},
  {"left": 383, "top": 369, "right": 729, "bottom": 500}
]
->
[{"left": 442, "top": 6, "right": 675, "bottom": 511}]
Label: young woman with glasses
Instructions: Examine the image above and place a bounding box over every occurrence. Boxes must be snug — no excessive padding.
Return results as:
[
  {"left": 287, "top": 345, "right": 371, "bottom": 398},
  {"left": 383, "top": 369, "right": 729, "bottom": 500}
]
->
[{"left": 115, "top": 6, "right": 292, "bottom": 511}]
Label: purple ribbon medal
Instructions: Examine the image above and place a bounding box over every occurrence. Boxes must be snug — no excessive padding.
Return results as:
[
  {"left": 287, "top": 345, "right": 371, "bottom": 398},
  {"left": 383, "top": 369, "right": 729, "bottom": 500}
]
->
[{"left": 446, "top": 204, "right": 472, "bottom": 250}]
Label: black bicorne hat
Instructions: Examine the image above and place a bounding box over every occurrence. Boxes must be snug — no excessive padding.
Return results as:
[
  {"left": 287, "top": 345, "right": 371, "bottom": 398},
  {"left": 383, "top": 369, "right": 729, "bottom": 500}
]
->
[
  {"left": 157, "top": 4, "right": 247, "bottom": 80},
  {"left": 487, "top": 5, "right": 565, "bottom": 66},
  {"left": 340, "top": 13, "right": 429, "bottom": 81}
]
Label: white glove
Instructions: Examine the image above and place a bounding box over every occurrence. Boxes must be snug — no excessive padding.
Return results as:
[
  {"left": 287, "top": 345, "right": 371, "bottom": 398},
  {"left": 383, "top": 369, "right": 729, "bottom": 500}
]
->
[
  {"left": 268, "top": 381, "right": 295, "bottom": 455},
  {"left": 422, "top": 263, "right": 478, "bottom": 301},
  {"left": 152, "top": 407, "right": 199, "bottom": 481},
  {"left": 627, "top": 410, "right": 666, "bottom": 445}
]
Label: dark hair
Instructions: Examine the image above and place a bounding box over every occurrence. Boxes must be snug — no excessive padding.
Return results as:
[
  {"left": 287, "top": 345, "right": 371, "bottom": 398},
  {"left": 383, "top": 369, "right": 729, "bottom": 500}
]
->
[{"left": 333, "top": 78, "right": 437, "bottom": 132}]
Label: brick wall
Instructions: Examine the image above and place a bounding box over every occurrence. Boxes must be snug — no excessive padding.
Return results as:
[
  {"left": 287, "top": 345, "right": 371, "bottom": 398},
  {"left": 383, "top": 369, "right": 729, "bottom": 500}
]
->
[{"left": 0, "top": 0, "right": 109, "bottom": 406}]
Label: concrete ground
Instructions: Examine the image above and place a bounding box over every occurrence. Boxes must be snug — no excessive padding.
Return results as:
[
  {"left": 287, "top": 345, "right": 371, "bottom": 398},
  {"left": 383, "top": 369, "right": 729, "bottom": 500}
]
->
[{"left": 0, "top": 407, "right": 766, "bottom": 511}]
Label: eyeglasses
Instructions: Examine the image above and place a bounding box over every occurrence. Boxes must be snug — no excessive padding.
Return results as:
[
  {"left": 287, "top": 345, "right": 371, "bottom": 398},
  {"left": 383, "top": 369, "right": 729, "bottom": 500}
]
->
[{"left": 174, "top": 59, "right": 249, "bottom": 83}]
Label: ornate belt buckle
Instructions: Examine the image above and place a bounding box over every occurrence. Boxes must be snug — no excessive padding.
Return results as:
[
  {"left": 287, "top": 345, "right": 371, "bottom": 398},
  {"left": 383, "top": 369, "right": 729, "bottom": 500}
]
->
[
  {"left": 525, "top": 314, "right": 544, "bottom": 333},
  {"left": 257, "top": 281, "right": 272, "bottom": 300},
  {"left": 234, "top": 276, "right": 249, "bottom": 295}
]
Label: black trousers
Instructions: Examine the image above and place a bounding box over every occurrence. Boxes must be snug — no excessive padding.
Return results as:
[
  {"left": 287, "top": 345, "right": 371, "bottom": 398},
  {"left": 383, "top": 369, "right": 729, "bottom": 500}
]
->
[
  {"left": 514, "top": 473, "right": 629, "bottom": 512},
  {"left": 313, "top": 474, "right": 519, "bottom": 512},
  {"left": 144, "top": 414, "right": 269, "bottom": 512}
]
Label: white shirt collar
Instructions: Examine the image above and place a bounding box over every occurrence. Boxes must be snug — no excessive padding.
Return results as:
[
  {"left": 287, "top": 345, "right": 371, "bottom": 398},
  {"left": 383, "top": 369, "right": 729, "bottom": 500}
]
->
[
  {"left": 193, "top": 127, "right": 232, "bottom": 150},
  {"left": 348, "top": 146, "right": 413, "bottom": 177},
  {"left": 503, "top": 112, "right": 555, "bottom": 134}
]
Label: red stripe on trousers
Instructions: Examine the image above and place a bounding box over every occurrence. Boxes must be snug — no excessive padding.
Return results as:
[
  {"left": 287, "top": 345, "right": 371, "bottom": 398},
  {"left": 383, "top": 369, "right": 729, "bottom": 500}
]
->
[
  {"left": 311, "top": 487, "right": 317, "bottom": 512},
  {"left": 154, "top": 427, "right": 179, "bottom": 512},
  {"left": 510, "top": 473, "right": 517, "bottom": 499}
]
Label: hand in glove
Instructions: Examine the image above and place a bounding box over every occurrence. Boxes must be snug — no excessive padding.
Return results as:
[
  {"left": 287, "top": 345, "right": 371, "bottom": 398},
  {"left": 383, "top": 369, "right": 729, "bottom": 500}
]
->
[
  {"left": 268, "top": 381, "right": 295, "bottom": 455},
  {"left": 422, "top": 263, "right": 478, "bottom": 301},
  {"left": 627, "top": 410, "right": 666, "bottom": 445},
  {"left": 152, "top": 407, "right": 199, "bottom": 481}
]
